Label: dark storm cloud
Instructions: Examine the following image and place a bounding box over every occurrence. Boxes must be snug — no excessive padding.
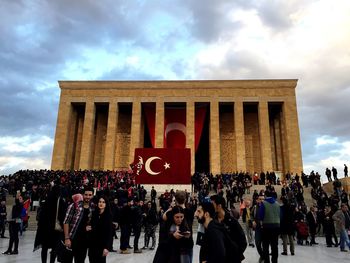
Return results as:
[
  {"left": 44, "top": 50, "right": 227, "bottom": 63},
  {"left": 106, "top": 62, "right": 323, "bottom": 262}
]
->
[
  {"left": 299, "top": 87, "right": 350, "bottom": 139},
  {"left": 297, "top": 61, "right": 350, "bottom": 140},
  {"left": 0, "top": 0, "right": 152, "bottom": 140},
  {"left": 0, "top": 81, "right": 58, "bottom": 137}
]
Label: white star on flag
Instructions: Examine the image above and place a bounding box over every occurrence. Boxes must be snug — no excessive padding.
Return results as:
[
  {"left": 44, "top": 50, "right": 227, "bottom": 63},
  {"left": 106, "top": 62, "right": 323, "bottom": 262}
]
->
[{"left": 164, "top": 162, "right": 170, "bottom": 169}]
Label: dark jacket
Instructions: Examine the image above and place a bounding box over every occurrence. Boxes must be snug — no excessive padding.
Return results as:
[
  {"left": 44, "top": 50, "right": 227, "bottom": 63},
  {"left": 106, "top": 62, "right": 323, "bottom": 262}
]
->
[
  {"left": 322, "top": 211, "right": 336, "bottom": 234},
  {"left": 11, "top": 199, "right": 23, "bottom": 221},
  {"left": 222, "top": 209, "right": 247, "bottom": 261},
  {"left": 280, "top": 204, "right": 295, "bottom": 235},
  {"left": 132, "top": 205, "right": 143, "bottom": 227},
  {"left": 201, "top": 220, "right": 241, "bottom": 263},
  {"left": 34, "top": 194, "right": 67, "bottom": 250},
  {"left": 168, "top": 223, "right": 194, "bottom": 263},
  {"left": 201, "top": 220, "right": 226, "bottom": 263},
  {"left": 306, "top": 211, "right": 318, "bottom": 232},
  {"left": 119, "top": 205, "right": 132, "bottom": 226},
  {"left": 144, "top": 207, "right": 158, "bottom": 226},
  {"left": 90, "top": 209, "right": 113, "bottom": 250}
]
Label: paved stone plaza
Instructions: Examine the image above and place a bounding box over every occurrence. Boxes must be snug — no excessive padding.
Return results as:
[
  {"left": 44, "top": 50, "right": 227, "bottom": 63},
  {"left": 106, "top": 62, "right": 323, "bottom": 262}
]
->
[{"left": 0, "top": 231, "right": 349, "bottom": 263}]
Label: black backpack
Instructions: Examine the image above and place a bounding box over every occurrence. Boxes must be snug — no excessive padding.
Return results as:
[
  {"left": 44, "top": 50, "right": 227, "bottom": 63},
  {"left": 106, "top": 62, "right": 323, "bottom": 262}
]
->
[
  {"left": 223, "top": 211, "right": 247, "bottom": 262},
  {"left": 220, "top": 225, "right": 242, "bottom": 263}
]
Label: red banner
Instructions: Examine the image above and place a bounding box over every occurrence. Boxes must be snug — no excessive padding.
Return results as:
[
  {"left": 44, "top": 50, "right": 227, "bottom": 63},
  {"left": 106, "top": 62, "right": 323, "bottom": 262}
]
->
[
  {"left": 164, "top": 108, "right": 186, "bottom": 148},
  {"left": 134, "top": 148, "right": 191, "bottom": 184}
]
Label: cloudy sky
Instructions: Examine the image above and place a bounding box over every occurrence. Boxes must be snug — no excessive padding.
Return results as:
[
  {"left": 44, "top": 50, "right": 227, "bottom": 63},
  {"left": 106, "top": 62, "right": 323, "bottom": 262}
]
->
[{"left": 1, "top": 0, "right": 350, "bottom": 181}]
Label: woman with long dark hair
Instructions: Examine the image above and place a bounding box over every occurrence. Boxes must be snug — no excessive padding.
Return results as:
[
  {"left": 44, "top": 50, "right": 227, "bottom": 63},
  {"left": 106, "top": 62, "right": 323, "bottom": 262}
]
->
[
  {"left": 168, "top": 205, "right": 193, "bottom": 263},
  {"left": 87, "top": 196, "right": 113, "bottom": 263}
]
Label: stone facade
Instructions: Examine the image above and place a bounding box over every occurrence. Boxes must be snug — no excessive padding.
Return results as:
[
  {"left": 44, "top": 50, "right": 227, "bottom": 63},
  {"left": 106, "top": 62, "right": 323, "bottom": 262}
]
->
[{"left": 51, "top": 80, "right": 303, "bottom": 176}]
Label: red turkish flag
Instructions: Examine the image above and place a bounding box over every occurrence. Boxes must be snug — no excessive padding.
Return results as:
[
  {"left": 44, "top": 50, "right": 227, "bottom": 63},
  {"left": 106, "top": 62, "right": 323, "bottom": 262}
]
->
[
  {"left": 134, "top": 148, "right": 191, "bottom": 184},
  {"left": 164, "top": 108, "right": 186, "bottom": 148}
]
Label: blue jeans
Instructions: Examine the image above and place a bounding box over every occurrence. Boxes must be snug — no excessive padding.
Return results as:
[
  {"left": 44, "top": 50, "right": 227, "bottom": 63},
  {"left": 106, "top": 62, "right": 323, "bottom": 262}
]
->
[
  {"left": 180, "top": 250, "right": 192, "bottom": 263},
  {"left": 339, "top": 229, "right": 350, "bottom": 250}
]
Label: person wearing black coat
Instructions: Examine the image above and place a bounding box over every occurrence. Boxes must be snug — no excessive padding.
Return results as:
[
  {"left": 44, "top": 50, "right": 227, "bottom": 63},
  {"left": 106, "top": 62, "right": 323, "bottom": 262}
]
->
[
  {"left": 87, "top": 196, "right": 113, "bottom": 263},
  {"left": 34, "top": 185, "right": 67, "bottom": 263},
  {"left": 306, "top": 206, "right": 319, "bottom": 245},
  {"left": 210, "top": 195, "right": 247, "bottom": 262},
  {"left": 132, "top": 199, "right": 144, "bottom": 253},
  {"left": 196, "top": 202, "right": 241, "bottom": 263},
  {"left": 143, "top": 201, "right": 158, "bottom": 250},
  {"left": 280, "top": 198, "right": 295, "bottom": 255},
  {"left": 110, "top": 198, "right": 120, "bottom": 249},
  {"left": 119, "top": 198, "right": 133, "bottom": 253},
  {"left": 167, "top": 206, "right": 193, "bottom": 263},
  {"left": 0, "top": 199, "right": 7, "bottom": 238},
  {"left": 321, "top": 206, "right": 338, "bottom": 247},
  {"left": 3, "top": 195, "right": 23, "bottom": 255}
]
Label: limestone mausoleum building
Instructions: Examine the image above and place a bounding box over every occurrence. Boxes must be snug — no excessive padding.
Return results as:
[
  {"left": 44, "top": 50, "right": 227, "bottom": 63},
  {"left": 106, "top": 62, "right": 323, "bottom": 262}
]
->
[{"left": 51, "top": 80, "right": 303, "bottom": 176}]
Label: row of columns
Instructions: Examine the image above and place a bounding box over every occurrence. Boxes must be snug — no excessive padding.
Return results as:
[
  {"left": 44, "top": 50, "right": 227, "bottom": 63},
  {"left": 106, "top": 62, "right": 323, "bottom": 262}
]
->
[{"left": 52, "top": 99, "right": 301, "bottom": 175}]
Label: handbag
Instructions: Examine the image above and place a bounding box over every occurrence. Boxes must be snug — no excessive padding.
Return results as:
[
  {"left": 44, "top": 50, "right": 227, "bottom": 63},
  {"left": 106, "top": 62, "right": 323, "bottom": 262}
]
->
[{"left": 54, "top": 198, "right": 63, "bottom": 232}]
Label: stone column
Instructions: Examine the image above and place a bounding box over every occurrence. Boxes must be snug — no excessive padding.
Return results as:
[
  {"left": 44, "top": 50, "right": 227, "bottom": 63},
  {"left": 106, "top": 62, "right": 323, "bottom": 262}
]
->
[
  {"left": 234, "top": 100, "right": 246, "bottom": 172},
  {"left": 186, "top": 101, "right": 195, "bottom": 174},
  {"left": 282, "top": 99, "right": 303, "bottom": 175},
  {"left": 274, "top": 115, "right": 283, "bottom": 171},
  {"left": 210, "top": 100, "right": 221, "bottom": 174},
  {"left": 129, "top": 101, "right": 142, "bottom": 164},
  {"left": 104, "top": 101, "right": 118, "bottom": 170},
  {"left": 258, "top": 100, "right": 273, "bottom": 172},
  {"left": 51, "top": 98, "right": 71, "bottom": 170},
  {"left": 155, "top": 100, "right": 164, "bottom": 148},
  {"left": 65, "top": 108, "right": 78, "bottom": 170},
  {"left": 79, "top": 100, "right": 95, "bottom": 169}
]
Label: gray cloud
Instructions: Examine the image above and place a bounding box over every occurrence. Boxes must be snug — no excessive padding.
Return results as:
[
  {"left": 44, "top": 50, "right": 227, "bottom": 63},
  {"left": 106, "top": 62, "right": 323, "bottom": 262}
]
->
[
  {"left": 100, "top": 65, "right": 162, "bottom": 81},
  {"left": 0, "top": 81, "right": 58, "bottom": 137},
  {"left": 256, "top": 1, "right": 299, "bottom": 31},
  {"left": 184, "top": 0, "right": 243, "bottom": 43}
]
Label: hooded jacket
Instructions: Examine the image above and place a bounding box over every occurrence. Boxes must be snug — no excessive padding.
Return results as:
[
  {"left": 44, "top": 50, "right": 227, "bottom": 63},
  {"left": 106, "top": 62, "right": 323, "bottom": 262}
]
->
[{"left": 259, "top": 197, "right": 280, "bottom": 229}]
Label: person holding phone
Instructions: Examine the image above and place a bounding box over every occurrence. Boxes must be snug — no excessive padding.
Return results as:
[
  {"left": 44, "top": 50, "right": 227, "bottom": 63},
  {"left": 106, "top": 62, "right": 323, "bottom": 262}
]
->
[{"left": 168, "top": 206, "right": 193, "bottom": 263}]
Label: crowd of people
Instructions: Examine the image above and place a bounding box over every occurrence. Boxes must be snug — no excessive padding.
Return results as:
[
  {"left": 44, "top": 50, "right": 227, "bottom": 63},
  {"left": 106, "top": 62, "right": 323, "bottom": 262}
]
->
[
  {"left": 0, "top": 166, "right": 349, "bottom": 263},
  {"left": 241, "top": 169, "right": 350, "bottom": 263}
]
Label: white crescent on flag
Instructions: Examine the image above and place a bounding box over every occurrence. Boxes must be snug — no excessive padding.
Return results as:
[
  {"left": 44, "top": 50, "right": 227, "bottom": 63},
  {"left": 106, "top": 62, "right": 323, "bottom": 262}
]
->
[
  {"left": 145, "top": 156, "right": 162, "bottom": 175},
  {"left": 165, "top": 122, "right": 186, "bottom": 138}
]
